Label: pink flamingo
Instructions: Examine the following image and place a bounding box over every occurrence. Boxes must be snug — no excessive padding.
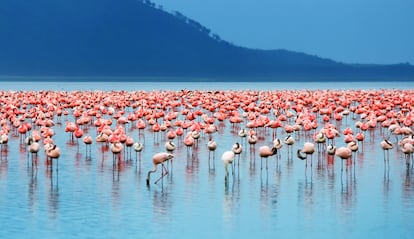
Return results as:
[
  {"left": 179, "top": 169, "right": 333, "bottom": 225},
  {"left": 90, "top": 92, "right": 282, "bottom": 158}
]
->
[
  {"left": 248, "top": 134, "right": 258, "bottom": 153},
  {"left": 133, "top": 142, "right": 144, "bottom": 162},
  {"left": 0, "top": 133, "right": 8, "bottom": 159},
  {"left": 146, "top": 152, "right": 174, "bottom": 185},
  {"left": 207, "top": 137, "right": 217, "bottom": 164},
  {"left": 335, "top": 146, "right": 352, "bottom": 171},
  {"left": 284, "top": 134, "right": 295, "bottom": 157},
  {"left": 27, "top": 136, "right": 40, "bottom": 164},
  {"left": 74, "top": 127, "right": 83, "bottom": 145},
  {"left": 259, "top": 145, "right": 277, "bottom": 170},
  {"left": 45, "top": 144, "right": 61, "bottom": 170},
  {"left": 110, "top": 142, "right": 123, "bottom": 165},
  {"left": 165, "top": 140, "right": 176, "bottom": 153},
  {"left": 327, "top": 144, "right": 336, "bottom": 156},
  {"left": 65, "top": 122, "right": 77, "bottom": 141},
  {"left": 125, "top": 136, "right": 134, "bottom": 159},
  {"left": 297, "top": 142, "right": 315, "bottom": 167},
  {"left": 232, "top": 142, "right": 242, "bottom": 166},
  {"left": 272, "top": 138, "right": 283, "bottom": 159},
  {"left": 380, "top": 139, "right": 393, "bottom": 162},
  {"left": 313, "top": 131, "right": 326, "bottom": 152},
  {"left": 183, "top": 133, "right": 195, "bottom": 154},
  {"left": 83, "top": 135, "right": 93, "bottom": 157}
]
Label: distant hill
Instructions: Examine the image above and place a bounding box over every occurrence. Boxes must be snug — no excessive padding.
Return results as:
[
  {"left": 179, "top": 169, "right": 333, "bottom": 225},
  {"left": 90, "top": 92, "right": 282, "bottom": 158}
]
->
[{"left": 1, "top": 0, "right": 413, "bottom": 80}]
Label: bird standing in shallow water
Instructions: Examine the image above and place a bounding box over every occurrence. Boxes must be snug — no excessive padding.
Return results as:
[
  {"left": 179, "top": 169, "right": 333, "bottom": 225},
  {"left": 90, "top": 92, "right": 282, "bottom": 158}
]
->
[
  {"left": 401, "top": 143, "right": 414, "bottom": 167},
  {"left": 239, "top": 128, "right": 248, "bottom": 139},
  {"left": 165, "top": 140, "right": 176, "bottom": 153},
  {"left": 284, "top": 134, "right": 295, "bottom": 157},
  {"left": 133, "top": 142, "right": 144, "bottom": 162},
  {"left": 0, "top": 133, "right": 8, "bottom": 159},
  {"left": 110, "top": 142, "right": 123, "bottom": 165},
  {"left": 327, "top": 144, "right": 336, "bottom": 156},
  {"left": 27, "top": 136, "right": 40, "bottom": 165},
  {"left": 146, "top": 152, "right": 174, "bottom": 185},
  {"left": 207, "top": 137, "right": 217, "bottom": 168},
  {"left": 380, "top": 139, "right": 393, "bottom": 163},
  {"left": 335, "top": 146, "right": 352, "bottom": 171},
  {"left": 247, "top": 134, "right": 258, "bottom": 156},
  {"left": 46, "top": 143, "right": 61, "bottom": 170},
  {"left": 297, "top": 142, "right": 315, "bottom": 167},
  {"left": 83, "top": 135, "right": 93, "bottom": 158},
  {"left": 273, "top": 138, "right": 283, "bottom": 159},
  {"left": 314, "top": 131, "right": 326, "bottom": 152},
  {"left": 232, "top": 142, "right": 243, "bottom": 166},
  {"left": 259, "top": 145, "right": 277, "bottom": 170}
]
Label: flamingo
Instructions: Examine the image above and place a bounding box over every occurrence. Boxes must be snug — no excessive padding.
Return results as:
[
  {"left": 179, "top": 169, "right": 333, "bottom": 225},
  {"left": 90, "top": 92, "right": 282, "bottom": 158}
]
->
[
  {"left": 133, "top": 142, "right": 144, "bottom": 162},
  {"left": 110, "top": 142, "right": 123, "bottom": 165},
  {"left": 146, "top": 152, "right": 174, "bottom": 185},
  {"left": 83, "top": 135, "right": 93, "bottom": 156},
  {"left": 380, "top": 139, "right": 393, "bottom": 162},
  {"left": 125, "top": 136, "right": 134, "bottom": 159},
  {"left": 96, "top": 132, "right": 109, "bottom": 143},
  {"left": 401, "top": 143, "right": 414, "bottom": 167},
  {"left": 247, "top": 134, "right": 258, "bottom": 153},
  {"left": 314, "top": 131, "right": 326, "bottom": 152},
  {"left": 0, "top": 133, "right": 8, "bottom": 158},
  {"left": 45, "top": 144, "right": 61, "bottom": 170},
  {"left": 297, "top": 142, "right": 315, "bottom": 167},
  {"left": 335, "top": 146, "right": 352, "bottom": 171},
  {"left": 27, "top": 136, "right": 40, "bottom": 164},
  {"left": 272, "top": 138, "right": 283, "bottom": 159},
  {"left": 190, "top": 130, "right": 201, "bottom": 146},
  {"left": 74, "top": 127, "right": 83, "bottom": 144},
  {"left": 327, "top": 144, "right": 336, "bottom": 156},
  {"left": 184, "top": 132, "right": 195, "bottom": 154},
  {"left": 207, "top": 137, "right": 217, "bottom": 164},
  {"left": 238, "top": 128, "right": 248, "bottom": 140},
  {"left": 232, "top": 142, "right": 243, "bottom": 166},
  {"left": 165, "top": 140, "right": 177, "bottom": 153},
  {"left": 347, "top": 141, "right": 358, "bottom": 155},
  {"left": 65, "top": 121, "right": 77, "bottom": 141},
  {"left": 259, "top": 145, "right": 277, "bottom": 169},
  {"left": 284, "top": 134, "right": 295, "bottom": 156}
]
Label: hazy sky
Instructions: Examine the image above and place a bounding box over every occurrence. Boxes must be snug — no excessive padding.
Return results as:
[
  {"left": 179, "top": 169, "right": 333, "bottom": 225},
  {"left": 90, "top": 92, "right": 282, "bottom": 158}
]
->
[{"left": 151, "top": 0, "right": 413, "bottom": 64}]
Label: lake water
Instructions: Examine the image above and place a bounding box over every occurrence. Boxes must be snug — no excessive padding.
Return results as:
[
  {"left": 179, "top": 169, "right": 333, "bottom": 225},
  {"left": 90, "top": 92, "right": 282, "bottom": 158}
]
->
[{"left": 0, "top": 80, "right": 413, "bottom": 239}]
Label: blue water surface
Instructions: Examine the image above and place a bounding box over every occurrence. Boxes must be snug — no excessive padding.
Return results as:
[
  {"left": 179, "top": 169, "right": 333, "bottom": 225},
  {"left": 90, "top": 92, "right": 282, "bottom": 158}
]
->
[{"left": 0, "top": 80, "right": 413, "bottom": 239}]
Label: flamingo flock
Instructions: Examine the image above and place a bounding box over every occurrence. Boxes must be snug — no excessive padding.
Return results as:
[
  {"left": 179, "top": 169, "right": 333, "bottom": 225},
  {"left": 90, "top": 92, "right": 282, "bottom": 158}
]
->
[{"left": 0, "top": 89, "right": 413, "bottom": 184}]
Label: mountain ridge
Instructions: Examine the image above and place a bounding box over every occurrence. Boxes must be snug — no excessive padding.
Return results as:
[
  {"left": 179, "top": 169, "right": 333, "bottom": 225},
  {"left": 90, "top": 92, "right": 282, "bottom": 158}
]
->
[{"left": 1, "top": 0, "right": 413, "bottom": 80}]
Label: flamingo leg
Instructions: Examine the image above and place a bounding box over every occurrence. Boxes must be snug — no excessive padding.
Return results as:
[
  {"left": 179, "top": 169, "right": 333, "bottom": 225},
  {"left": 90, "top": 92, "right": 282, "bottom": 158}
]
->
[
  {"left": 260, "top": 157, "right": 263, "bottom": 170},
  {"left": 154, "top": 163, "right": 169, "bottom": 184},
  {"left": 310, "top": 155, "right": 313, "bottom": 167}
]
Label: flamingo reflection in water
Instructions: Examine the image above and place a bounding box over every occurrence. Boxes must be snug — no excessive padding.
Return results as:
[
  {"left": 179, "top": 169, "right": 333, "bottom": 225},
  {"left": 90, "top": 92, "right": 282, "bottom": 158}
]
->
[{"left": 221, "top": 151, "right": 234, "bottom": 182}]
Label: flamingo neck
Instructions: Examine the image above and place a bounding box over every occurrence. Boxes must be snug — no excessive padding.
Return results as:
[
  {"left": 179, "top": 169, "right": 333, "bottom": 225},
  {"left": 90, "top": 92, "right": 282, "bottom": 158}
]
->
[
  {"left": 146, "top": 164, "right": 158, "bottom": 184},
  {"left": 271, "top": 147, "right": 277, "bottom": 155},
  {"left": 297, "top": 149, "right": 306, "bottom": 160}
]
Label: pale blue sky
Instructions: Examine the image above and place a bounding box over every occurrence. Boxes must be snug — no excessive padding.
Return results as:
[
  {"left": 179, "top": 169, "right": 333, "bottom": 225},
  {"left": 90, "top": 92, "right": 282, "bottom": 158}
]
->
[{"left": 151, "top": 0, "right": 414, "bottom": 64}]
